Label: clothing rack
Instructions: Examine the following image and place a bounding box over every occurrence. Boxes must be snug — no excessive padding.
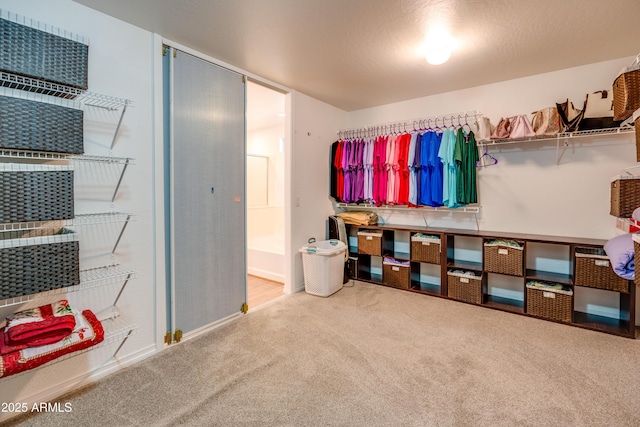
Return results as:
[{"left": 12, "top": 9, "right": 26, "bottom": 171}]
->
[{"left": 337, "top": 110, "right": 482, "bottom": 139}]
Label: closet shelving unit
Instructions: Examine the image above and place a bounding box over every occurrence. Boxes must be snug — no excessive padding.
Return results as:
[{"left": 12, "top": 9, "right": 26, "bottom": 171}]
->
[
  {"left": 477, "top": 125, "right": 635, "bottom": 164},
  {"left": 335, "top": 202, "right": 481, "bottom": 230},
  {"left": 335, "top": 112, "right": 637, "bottom": 338},
  {"left": 0, "top": 28, "right": 138, "bottom": 378},
  {"left": 334, "top": 110, "right": 484, "bottom": 228}
]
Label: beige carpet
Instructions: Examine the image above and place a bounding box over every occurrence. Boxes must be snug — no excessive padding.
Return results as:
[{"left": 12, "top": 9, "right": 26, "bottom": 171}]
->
[{"left": 5, "top": 281, "right": 640, "bottom": 427}]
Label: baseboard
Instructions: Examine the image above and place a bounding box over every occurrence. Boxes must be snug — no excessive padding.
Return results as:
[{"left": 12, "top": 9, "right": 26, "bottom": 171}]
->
[
  {"left": 247, "top": 266, "right": 285, "bottom": 283},
  {"left": 0, "top": 345, "right": 157, "bottom": 423},
  {"left": 178, "top": 312, "right": 242, "bottom": 343}
]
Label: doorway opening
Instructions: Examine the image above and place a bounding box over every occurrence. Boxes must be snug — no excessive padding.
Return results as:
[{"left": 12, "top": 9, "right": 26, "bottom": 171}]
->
[{"left": 246, "top": 81, "right": 286, "bottom": 309}]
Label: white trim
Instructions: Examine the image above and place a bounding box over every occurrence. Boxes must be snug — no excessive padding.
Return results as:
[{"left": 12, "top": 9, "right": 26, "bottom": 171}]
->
[
  {"left": 283, "top": 90, "right": 296, "bottom": 294},
  {"left": 247, "top": 267, "right": 285, "bottom": 284},
  {"left": 161, "top": 37, "right": 290, "bottom": 94},
  {"left": 152, "top": 33, "right": 167, "bottom": 353}
]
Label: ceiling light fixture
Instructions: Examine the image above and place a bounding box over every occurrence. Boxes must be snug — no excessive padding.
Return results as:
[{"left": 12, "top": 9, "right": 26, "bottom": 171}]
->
[
  {"left": 424, "top": 27, "right": 454, "bottom": 65},
  {"left": 426, "top": 45, "right": 451, "bottom": 65}
]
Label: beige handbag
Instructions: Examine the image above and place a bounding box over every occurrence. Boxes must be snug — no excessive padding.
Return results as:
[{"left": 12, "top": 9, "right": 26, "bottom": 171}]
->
[{"left": 531, "top": 107, "right": 561, "bottom": 136}]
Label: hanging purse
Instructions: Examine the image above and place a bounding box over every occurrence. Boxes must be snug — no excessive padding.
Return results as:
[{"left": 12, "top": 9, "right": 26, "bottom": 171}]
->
[
  {"left": 531, "top": 107, "right": 561, "bottom": 136},
  {"left": 508, "top": 115, "right": 535, "bottom": 139},
  {"left": 579, "top": 89, "right": 622, "bottom": 130},
  {"left": 477, "top": 117, "right": 493, "bottom": 140},
  {"left": 556, "top": 99, "right": 584, "bottom": 132},
  {"left": 490, "top": 117, "right": 511, "bottom": 139}
]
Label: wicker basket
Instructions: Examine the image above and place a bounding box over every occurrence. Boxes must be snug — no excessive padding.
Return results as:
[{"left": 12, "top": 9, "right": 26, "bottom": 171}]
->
[
  {"left": 0, "top": 228, "right": 80, "bottom": 299},
  {"left": 574, "top": 247, "right": 629, "bottom": 293},
  {"left": 610, "top": 178, "right": 640, "bottom": 218},
  {"left": 0, "top": 165, "right": 74, "bottom": 223},
  {"left": 526, "top": 282, "right": 573, "bottom": 323},
  {"left": 613, "top": 68, "right": 640, "bottom": 121},
  {"left": 447, "top": 271, "right": 483, "bottom": 304},
  {"left": 484, "top": 241, "right": 524, "bottom": 276},
  {"left": 358, "top": 230, "right": 382, "bottom": 256},
  {"left": 0, "top": 95, "right": 84, "bottom": 153},
  {"left": 0, "top": 18, "right": 88, "bottom": 89},
  {"left": 635, "top": 115, "right": 640, "bottom": 162},
  {"left": 383, "top": 260, "right": 410, "bottom": 289},
  {"left": 410, "top": 234, "right": 440, "bottom": 264}
]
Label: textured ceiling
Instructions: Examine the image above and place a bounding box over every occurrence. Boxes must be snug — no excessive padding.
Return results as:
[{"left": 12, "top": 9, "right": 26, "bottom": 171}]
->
[{"left": 73, "top": 0, "right": 640, "bottom": 111}]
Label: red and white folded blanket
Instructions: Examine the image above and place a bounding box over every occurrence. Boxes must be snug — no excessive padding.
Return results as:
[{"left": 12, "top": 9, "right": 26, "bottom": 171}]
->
[
  {"left": 0, "top": 309, "right": 104, "bottom": 379},
  {"left": 1, "top": 300, "right": 76, "bottom": 353}
]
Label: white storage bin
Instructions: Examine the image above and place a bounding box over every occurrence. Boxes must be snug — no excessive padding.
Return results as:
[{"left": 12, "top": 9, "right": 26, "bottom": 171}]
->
[{"left": 299, "top": 239, "right": 346, "bottom": 297}]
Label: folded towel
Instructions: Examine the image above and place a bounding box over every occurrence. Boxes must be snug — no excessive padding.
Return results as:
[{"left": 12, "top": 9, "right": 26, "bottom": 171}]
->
[
  {"left": 383, "top": 257, "right": 410, "bottom": 267},
  {"left": 336, "top": 211, "right": 378, "bottom": 225},
  {"left": 3, "top": 300, "right": 76, "bottom": 350},
  {"left": 0, "top": 309, "right": 104, "bottom": 379}
]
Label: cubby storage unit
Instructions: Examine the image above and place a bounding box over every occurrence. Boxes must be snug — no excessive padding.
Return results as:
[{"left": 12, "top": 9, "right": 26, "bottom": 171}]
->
[{"left": 346, "top": 223, "right": 637, "bottom": 338}]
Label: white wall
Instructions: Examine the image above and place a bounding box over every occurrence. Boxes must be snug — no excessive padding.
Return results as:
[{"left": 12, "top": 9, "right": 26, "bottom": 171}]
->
[
  {"left": 247, "top": 125, "right": 286, "bottom": 207},
  {"left": 290, "top": 92, "right": 346, "bottom": 292},
  {"left": 0, "top": 0, "right": 156, "bottom": 419},
  {"left": 346, "top": 57, "right": 636, "bottom": 239},
  {"left": 247, "top": 125, "right": 285, "bottom": 237}
]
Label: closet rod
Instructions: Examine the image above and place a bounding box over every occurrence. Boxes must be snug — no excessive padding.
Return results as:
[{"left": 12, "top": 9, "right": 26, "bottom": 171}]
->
[{"left": 337, "top": 110, "right": 481, "bottom": 139}]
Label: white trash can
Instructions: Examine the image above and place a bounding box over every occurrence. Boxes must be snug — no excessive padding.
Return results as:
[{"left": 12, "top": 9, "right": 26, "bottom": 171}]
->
[{"left": 299, "top": 239, "right": 347, "bottom": 297}]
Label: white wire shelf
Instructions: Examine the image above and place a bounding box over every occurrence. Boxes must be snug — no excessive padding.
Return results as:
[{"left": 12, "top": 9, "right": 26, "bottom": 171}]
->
[
  {"left": 73, "top": 212, "right": 135, "bottom": 226},
  {"left": 0, "top": 264, "right": 136, "bottom": 308},
  {"left": 336, "top": 203, "right": 481, "bottom": 214},
  {"left": 478, "top": 126, "right": 635, "bottom": 146},
  {"left": 0, "top": 313, "right": 138, "bottom": 383},
  {"left": 0, "top": 211, "right": 135, "bottom": 231},
  {"left": 69, "top": 154, "right": 135, "bottom": 165},
  {"left": 0, "top": 264, "right": 137, "bottom": 309},
  {"left": 1, "top": 8, "right": 89, "bottom": 45},
  {"left": 0, "top": 71, "right": 132, "bottom": 110},
  {"left": 0, "top": 149, "right": 135, "bottom": 165}
]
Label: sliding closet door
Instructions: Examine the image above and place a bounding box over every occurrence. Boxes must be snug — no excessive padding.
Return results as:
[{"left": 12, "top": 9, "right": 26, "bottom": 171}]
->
[{"left": 170, "top": 49, "right": 246, "bottom": 335}]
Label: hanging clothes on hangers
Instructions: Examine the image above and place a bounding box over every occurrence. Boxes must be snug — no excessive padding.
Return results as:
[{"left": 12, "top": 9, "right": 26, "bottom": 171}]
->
[
  {"left": 330, "top": 140, "right": 340, "bottom": 201},
  {"left": 407, "top": 132, "right": 419, "bottom": 206},
  {"left": 353, "top": 138, "right": 365, "bottom": 203},
  {"left": 464, "top": 130, "right": 479, "bottom": 204},
  {"left": 454, "top": 127, "right": 467, "bottom": 205},
  {"left": 396, "top": 132, "right": 411, "bottom": 205},
  {"left": 439, "top": 128, "right": 460, "bottom": 208},
  {"left": 386, "top": 134, "right": 397, "bottom": 205},
  {"left": 429, "top": 130, "right": 444, "bottom": 206},
  {"left": 363, "top": 136, "right": 375, "bottom": 204},
  {"left": 374, "top": 135, "right": 388, "bottom": 206},
  {"left": 335, "top": 138, "right": 346, "bottom": 202},
  {"left": 342, "top": 138, "right": 353, "bottom": 203},
  {"left": 419, "top": 131, "right": 432, "bottom": 206}
]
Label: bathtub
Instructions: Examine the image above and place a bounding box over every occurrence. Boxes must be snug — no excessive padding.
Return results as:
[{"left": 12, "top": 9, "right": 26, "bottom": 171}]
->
[{"left": 247, "top": 233, "right": 284, "bottom": 283}]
